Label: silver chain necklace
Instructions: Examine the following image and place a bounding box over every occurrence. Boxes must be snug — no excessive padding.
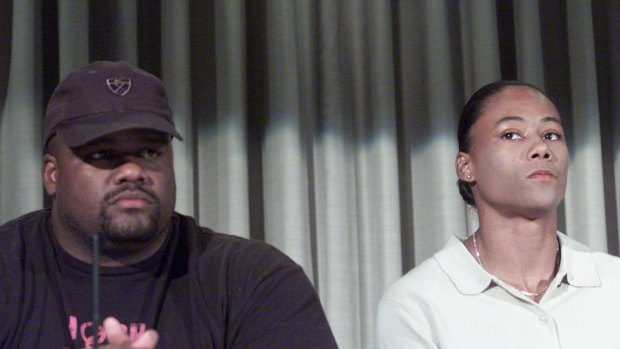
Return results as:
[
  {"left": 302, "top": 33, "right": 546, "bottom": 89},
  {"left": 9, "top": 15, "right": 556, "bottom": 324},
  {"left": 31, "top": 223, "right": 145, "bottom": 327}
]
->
[{"left": 472, "top": 231, "right": 560, "bottom": 298}]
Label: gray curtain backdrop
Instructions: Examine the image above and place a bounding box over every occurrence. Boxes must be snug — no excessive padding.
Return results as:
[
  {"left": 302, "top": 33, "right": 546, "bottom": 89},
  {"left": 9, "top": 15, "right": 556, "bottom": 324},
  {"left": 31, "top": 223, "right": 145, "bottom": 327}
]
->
[{"left": 1, "top": 1, "right": 618, "bottom": 348}]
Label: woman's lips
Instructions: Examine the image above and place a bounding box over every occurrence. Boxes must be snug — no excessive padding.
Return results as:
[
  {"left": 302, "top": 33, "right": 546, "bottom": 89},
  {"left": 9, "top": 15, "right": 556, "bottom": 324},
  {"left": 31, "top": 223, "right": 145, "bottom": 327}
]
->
[{"left": 528, "top": 169, "right": 556, "bottom": 180}]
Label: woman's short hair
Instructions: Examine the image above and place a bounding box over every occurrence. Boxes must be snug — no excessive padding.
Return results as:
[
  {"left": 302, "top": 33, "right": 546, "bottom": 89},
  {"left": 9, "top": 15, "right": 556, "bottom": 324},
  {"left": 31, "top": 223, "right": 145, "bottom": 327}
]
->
[{"left": 457, "top": 80, "right": 545, "bottom": 207}]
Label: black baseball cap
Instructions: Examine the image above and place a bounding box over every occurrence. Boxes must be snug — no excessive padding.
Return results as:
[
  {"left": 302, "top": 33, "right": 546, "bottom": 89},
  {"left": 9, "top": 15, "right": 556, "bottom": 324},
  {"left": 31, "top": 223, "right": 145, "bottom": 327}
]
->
[{"left": 44, "top": 61, "right": 183, "bottom": 147}]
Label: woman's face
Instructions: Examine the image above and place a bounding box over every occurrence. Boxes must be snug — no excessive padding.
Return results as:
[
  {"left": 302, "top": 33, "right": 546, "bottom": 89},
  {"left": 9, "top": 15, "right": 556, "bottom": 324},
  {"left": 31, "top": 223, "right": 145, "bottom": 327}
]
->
[{"left": 460, "top": 86, "right": 569, "bottom": 219}]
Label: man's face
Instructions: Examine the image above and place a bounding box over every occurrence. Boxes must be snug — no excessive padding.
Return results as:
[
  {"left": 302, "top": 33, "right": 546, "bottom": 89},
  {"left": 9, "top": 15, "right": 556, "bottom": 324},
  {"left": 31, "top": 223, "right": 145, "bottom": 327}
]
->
[
  {"left": 463, "top": 86, "right": 569, "bottom": 219},
  {"left": 45, "top": 129, "right": 176, "bottom": 245}
]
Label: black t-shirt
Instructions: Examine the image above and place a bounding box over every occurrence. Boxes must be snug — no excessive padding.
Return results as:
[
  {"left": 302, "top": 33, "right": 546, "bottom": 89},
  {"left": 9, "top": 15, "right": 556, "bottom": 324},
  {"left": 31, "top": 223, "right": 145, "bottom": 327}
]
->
[
  {"left": 0, "top": 210, "right": 338, "bottom": 349},
  {"left": 55, "top": 227, "right": 170, "bottom": 348}
]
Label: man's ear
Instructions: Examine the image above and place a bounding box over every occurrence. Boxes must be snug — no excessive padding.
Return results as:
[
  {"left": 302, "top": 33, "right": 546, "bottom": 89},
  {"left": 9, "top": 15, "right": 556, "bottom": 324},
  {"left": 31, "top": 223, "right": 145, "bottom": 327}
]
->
[
  {"left": 456, "top": 152, "right": 474, "bottom": 182},
  {"left": 43, "top": 153, "right": 58, "bottom": 196}
]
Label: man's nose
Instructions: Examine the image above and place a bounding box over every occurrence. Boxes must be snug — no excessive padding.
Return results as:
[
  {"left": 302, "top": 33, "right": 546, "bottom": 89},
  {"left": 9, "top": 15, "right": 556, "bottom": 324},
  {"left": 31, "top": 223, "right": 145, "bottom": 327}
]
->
[{"left": 112, "top": 158, "right": 147, "bottom": 184}]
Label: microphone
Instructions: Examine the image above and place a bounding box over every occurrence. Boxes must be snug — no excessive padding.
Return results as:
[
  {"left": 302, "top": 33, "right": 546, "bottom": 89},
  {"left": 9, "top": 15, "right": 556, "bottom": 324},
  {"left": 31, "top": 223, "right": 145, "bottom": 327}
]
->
[{"left": 92, "top": 232, "right": 101, "bottom": 349}]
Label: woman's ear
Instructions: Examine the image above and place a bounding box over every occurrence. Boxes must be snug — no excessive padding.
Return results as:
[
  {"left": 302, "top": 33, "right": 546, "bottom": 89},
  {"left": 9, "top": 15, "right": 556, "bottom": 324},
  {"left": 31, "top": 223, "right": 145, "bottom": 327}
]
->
[
  {"left": 43, "top": 153, "right": 58, "bottom": 196},
  {"left": 456, "top": 152, "right": 474, "bottom": 182}
]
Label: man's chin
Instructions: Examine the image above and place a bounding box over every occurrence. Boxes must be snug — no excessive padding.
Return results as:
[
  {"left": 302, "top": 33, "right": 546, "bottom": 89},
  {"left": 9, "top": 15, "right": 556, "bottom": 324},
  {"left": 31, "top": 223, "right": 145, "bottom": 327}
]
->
[
  {"left": 103, "top": 230, "right": 156, "bottom": 243},
  {"left": 101, "top": 217, "right": 158, "bottom": 243},
  {"left": 101, "top": 210, "right": 159, "bottom": 243}
]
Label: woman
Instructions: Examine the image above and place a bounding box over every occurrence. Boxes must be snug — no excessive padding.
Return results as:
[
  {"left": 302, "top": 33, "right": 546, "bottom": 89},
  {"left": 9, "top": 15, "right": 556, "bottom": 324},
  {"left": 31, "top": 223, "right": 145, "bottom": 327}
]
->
[{"left": 376, "top": 81, "right": 620, "bottom": 348}]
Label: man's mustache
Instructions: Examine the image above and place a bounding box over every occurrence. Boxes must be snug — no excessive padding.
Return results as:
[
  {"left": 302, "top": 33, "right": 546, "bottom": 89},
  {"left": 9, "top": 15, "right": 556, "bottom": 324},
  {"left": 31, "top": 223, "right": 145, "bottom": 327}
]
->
[{"left": 101, "top": 184, "right": 160, "bottom": 206}]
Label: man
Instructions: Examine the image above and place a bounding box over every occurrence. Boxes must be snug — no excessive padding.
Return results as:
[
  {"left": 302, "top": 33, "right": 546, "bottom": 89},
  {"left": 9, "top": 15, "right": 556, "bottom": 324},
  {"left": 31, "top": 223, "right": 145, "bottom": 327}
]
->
[{"left": 0, "top": 61, "right": 338, "bottom": 349}]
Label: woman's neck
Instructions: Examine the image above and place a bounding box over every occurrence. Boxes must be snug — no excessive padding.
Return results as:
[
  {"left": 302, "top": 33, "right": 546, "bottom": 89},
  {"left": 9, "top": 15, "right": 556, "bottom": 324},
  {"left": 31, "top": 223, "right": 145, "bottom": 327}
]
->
[{"left": 465, "top": 209, "right": 560, "bottom": 302}]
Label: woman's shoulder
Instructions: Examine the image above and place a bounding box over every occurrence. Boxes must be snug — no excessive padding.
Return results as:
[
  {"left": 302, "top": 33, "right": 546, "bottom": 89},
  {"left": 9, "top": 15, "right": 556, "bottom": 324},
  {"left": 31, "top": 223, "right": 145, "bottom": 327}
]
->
[
  {"left": 378, "top": 257, "right": 448, "bottom": 325},
  {"left": 380, "top": 237, "right": 468, "bottom": 305},
  {"left": 590, "top": 251, "right": 620, "bottom": 274},
  {"left": 384, "top": 257, "right": 445, "bottom": 298},
  {"left": 559, "top": 232, "right": 620, "bottom": 268},
  {"left": 559, "top": 232, "right": 620, "bottom": 287}
]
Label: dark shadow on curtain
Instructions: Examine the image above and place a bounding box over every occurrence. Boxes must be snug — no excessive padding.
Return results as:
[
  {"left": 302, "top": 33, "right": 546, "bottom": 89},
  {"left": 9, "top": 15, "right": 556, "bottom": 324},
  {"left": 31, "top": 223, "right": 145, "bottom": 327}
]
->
[
  {"left": 245, "top": 0, "right": 267, "bottom": 242},
  {"left": 89, "top": 1, "right": 162, "bottom": 75},
  {"left": 0, "top": 0, "right": 11, "bottom": 132},
  {"left": 89, "top": 1, "right": 120, "bottom": 61},
  {"left": 391, "top": 0, "right": 414, "bottom": 273},
  {"left": 399, "top": 0, "right": 429, "bottom": 270},
  {"left": 397, "top": 1, "right": 466, "bottom": 269},
  {"left": 539, "top": 0, "right": 571, "bottom": 235},
  {"left": 0, "top": 6, "right": 8, "bottom": 220},
  {"left": 41, "top": 1, "right": 58, "bottom": 113},
  {"left": 496, "top": 0, "right": 517, "bottom": 80},
  {"left": 306, "top": 0, "right": 320, "bottom": 285},
  {"left": 90, "top": 0, "right": 161, "bottom": 66},
  {"left": 189, "top": 0, "right": 216, "bottom": 221},
  {"left": 593, "top": 0, "right": 619, "bottom": 256},
  {"left": 41, "top": 0, "right": 58, "bottom": 209},
  {"left": 137, "top": 0, "right": 162, "bottom": 77}
]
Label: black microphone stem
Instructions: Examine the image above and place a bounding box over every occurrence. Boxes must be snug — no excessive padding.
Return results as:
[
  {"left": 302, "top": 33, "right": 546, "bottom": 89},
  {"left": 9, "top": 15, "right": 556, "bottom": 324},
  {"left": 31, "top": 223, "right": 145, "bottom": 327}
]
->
[{"left": 92, "top": 233, "right": 100, "bottom": 349}]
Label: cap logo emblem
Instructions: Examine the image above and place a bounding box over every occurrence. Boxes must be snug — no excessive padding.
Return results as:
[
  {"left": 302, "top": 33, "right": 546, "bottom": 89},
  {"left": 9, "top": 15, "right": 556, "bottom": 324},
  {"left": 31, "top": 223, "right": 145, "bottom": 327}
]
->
[{"left": 106, "top": 77, "right": 132, "bottom": 96}]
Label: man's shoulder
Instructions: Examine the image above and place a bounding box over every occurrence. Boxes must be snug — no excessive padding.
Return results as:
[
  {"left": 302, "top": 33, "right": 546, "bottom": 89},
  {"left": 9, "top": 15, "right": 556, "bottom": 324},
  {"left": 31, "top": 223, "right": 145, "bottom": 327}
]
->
[
  {"left": 173, "top": 213, "right": 297, "bottom": 272},
  {"left": 169, "top": 215, "right": 336, "bottom": 348},
  {"left": 0, "top": 210, "right": 48, "bottom": 241},
  {"left": 0, "top": 210, "right": 49, "bottom": 280},
  {"left": 171, "top": 213, "right": 312, "bottom": 309}
]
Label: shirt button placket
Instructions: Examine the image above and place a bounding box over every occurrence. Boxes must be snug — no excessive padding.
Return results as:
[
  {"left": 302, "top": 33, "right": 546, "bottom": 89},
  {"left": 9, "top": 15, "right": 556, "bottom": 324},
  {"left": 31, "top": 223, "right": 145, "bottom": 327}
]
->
[
  {"left": 537, "top": 311, "right": 561, "bottom": 349},
  {"left": 539, "top": 314, "right": 548, "bottom": 324}
]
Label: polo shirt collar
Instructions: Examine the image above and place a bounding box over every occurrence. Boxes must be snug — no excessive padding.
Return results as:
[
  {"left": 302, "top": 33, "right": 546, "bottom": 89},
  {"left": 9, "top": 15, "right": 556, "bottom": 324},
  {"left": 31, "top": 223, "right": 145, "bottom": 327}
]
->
[
  {"left": 433, "top": 236, "right": 492, "bottom": 295},
  {"left": 433, "top": 233, "right": 601, "bottom": 296},
  {"left": 557, "top": 232, "right": 601, "bottom": 287}
]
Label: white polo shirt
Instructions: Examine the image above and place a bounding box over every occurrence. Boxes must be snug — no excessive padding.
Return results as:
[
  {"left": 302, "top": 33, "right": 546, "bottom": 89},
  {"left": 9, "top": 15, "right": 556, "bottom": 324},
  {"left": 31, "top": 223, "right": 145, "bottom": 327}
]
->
[{"left": 377, "top": 233, "right": 620, "bottom": 349}]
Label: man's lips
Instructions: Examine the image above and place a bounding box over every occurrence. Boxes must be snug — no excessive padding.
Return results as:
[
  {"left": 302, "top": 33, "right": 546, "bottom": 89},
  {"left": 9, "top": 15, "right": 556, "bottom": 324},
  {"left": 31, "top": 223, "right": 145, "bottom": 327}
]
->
[
  {"left": 528, "top": 169, "right": 556, "bottom": 180},
  {"left": 109, "top": 192, "right": 154, "bottom": 208}
]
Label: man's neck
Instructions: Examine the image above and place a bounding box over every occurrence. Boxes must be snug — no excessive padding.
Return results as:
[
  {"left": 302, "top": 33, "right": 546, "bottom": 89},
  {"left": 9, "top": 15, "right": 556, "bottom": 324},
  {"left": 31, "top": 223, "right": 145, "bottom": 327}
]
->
[{"left": 51, "top": 207, "right": 171, "bottom": 267}]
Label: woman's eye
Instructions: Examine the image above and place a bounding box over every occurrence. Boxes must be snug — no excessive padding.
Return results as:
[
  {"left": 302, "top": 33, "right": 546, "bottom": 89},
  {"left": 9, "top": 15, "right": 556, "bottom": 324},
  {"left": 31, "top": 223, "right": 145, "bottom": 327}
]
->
[
  {"left": 543, "top": 132, "right": 562, "bottom": 141},
  {"left": 501, "top": 132, "right": 522, "bottom": 140}
]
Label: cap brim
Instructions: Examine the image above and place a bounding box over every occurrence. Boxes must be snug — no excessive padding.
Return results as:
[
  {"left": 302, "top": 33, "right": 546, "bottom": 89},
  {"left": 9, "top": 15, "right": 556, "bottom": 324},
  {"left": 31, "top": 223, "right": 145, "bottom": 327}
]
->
[{"left": 54, "top": 111, "right": 183, "bottom": 147}]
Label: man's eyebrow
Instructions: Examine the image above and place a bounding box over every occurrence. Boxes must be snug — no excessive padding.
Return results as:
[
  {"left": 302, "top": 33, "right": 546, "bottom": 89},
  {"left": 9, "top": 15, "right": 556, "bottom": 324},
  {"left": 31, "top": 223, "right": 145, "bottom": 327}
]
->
[
  {"left": 134, "top": 132, "right": 173, "bottom": 144},
  {"left": 149, "top": 135, "right": 172, "bottom": 142}
]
